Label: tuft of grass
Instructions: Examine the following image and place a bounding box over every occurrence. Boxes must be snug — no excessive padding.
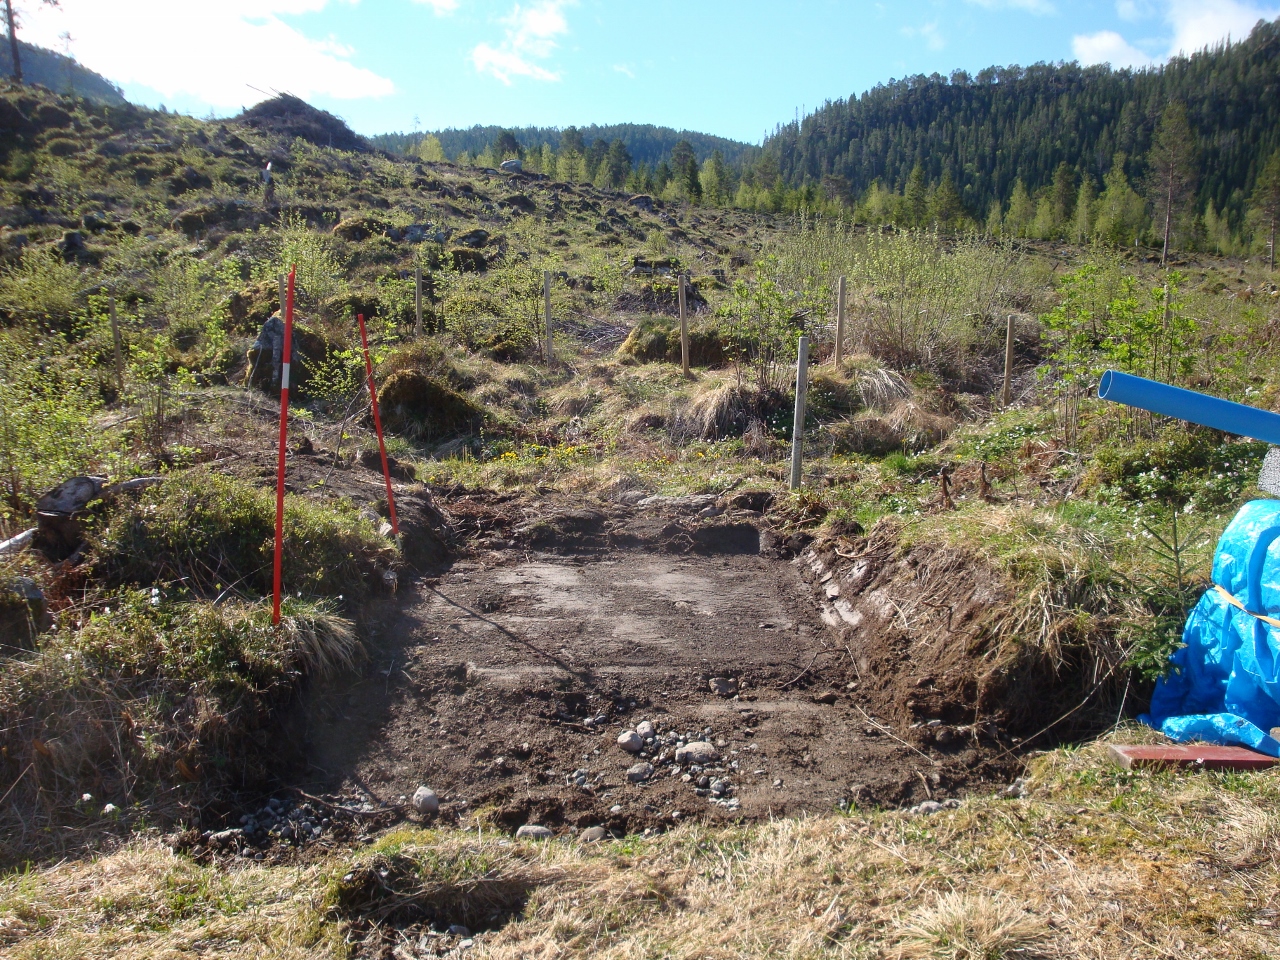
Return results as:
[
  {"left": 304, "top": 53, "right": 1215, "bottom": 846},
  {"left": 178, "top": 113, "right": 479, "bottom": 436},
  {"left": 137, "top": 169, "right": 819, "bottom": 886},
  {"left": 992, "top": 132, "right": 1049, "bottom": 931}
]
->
[{"left": 896, "top": 891, "right": 1050, "bottom": 959}]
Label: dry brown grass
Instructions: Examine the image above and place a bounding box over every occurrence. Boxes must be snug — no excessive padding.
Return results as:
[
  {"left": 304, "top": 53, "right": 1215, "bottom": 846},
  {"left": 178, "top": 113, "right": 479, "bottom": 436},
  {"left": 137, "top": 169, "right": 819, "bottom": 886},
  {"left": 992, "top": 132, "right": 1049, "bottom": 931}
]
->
[{"left": 5, "top": 742, "right": 1280, "bottom": 958}]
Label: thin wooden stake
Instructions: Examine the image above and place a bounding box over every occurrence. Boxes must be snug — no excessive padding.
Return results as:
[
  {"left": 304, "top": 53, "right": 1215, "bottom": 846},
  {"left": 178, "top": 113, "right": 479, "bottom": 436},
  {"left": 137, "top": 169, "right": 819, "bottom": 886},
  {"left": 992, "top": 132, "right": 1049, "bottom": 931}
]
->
[
  {"left": 1001, "top": 314, "right": 1014, "bottom": 407},
  {"left": 679, "top": 273, "right": 690, "bottom": 377},
  {"left": 834, "top": 275, "right": 846, "bottom": 366},
  {"left": 789, "top": 335, "right": 810, "bottom": 491},
  {"left": 543, "top": 270, "right": 554, "bottom": 362},
  {"left": 414, "top": 266, "right": 423, "bottom": 338},
  {"left": 357, "top": 313, "right": 399, "bottom": 537},
  {"left": 108, "top": 295, "right": 124, "bottom": 396}
]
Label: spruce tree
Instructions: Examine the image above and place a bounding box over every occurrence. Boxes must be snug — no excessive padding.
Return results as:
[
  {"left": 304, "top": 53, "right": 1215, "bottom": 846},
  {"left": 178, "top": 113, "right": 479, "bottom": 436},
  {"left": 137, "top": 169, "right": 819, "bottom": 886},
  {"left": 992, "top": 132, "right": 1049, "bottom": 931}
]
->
[
  {"left": 1145, "top": 101, "right": 1198, "bottom": 266},
  {"left": 1251, "top": 150, "right": 1280, "bottom": 271},
  {"left": 903, "top": 165, "right": 928, "bottom": 228}
]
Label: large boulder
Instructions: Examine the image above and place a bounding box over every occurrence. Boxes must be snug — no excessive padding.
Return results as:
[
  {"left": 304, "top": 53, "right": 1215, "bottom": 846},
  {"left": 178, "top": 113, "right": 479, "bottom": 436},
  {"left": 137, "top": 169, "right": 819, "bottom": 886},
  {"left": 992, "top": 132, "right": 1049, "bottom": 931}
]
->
[{"left": 244, "top": 314, "right": 333, "bottom": 396}]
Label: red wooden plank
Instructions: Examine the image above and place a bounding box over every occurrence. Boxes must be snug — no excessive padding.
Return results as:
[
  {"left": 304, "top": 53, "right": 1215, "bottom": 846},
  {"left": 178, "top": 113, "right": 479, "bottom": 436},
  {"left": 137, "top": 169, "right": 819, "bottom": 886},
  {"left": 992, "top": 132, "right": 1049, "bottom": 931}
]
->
[{"left": 1108, "top": 744, "right": 1279, "bottom": 771}]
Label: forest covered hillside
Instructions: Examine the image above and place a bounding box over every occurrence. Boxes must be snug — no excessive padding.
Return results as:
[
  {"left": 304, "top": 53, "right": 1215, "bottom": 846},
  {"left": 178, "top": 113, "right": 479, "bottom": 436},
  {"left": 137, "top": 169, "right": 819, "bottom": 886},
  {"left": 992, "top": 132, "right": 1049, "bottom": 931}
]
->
[
  {"left": 749, "top": 16, "right": 1280, "bottom": 249},
  {"left": 0, "top": 39, "right": 123, "bottom": 106},
  {"left": 373, "top": 122, "right": 756, "bottom": 171}
]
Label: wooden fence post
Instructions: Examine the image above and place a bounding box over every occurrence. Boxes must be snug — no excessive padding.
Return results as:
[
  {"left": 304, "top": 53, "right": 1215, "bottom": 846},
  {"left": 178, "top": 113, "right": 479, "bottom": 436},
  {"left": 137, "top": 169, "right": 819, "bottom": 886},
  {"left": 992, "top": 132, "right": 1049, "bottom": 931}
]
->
[
  {"left": 679, "top": 273, "right": 690, "bottom": 377},
  {"left": 789, "top": 335, "right": 810, "bottom": 491},
  {"left": 543, "top": 270, "right": 554, "bottom": 362},
  {"left": 108, "top": 295, "right": 124, "bottom": 396},
  {"left": 1002, "top": 314, "right": 1014, "bottom": 407},
  {"left": 414, "top": 266, "right": 422, "bottom": 338},
  {"left": 834, "top": 275, "right": 846, "bottom": 366}
]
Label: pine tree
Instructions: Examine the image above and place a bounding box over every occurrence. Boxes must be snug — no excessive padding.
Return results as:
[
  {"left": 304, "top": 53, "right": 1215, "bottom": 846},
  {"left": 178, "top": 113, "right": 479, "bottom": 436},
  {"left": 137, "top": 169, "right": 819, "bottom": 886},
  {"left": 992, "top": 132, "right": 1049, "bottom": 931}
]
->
[
  {"left": 491, "top": 130, "right": 523, "bottom": 161},
  {"left": 1145, "top": 101, "right": 1198, "bottom": 266},
  {"left": 603, "top": 139, "right": 631, "bottom": 190},
  {"left": 927, "top": 170, "right": 964, "bottom": 229},
  {"left": 903, "top": 164, "right": 928, "bottom": 227},
  {"left": 1251, "top": 150, "right": 1280, "bottom": 271},
  {"left": 1096, "top": 154, "right": 1148, "bottom": 245},
  {"left": 1072, "top": 177, "right": 1097, "bottom": 242},
  {"left": 416, "top": 135, "right": 445, "bottom": 163},
  {"left": 1006, "top": 180, "right": 1035, "bottom": 237}
]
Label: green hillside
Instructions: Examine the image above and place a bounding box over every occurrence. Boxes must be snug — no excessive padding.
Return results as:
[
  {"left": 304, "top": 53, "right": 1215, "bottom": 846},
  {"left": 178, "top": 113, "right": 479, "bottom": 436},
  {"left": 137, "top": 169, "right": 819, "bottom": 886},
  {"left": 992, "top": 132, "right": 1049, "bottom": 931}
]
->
[
  {"left": 750, "top": 17, "right": 1280, "bottom": 249},
  {"left": 375, "top": 122, "right": 757, "bottom": 170}
]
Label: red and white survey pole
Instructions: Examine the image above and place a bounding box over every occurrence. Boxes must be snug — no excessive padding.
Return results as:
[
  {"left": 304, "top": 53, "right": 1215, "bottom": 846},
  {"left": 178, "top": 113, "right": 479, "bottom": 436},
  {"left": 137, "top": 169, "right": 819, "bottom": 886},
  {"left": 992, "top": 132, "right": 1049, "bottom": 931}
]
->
[
  {"left": 271, "top": 267, "right": 297, "bottom": 626},
  {"left": 357, "top": 313, "right": 399, "bottom": 537}
]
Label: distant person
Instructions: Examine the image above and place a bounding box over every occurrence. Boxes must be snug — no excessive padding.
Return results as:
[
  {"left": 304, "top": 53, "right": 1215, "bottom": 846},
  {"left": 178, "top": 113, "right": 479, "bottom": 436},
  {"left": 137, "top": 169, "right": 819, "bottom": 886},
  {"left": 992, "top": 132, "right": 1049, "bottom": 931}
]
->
[{"left": 263, "top": 161, "right": 274, "bottom": 204}]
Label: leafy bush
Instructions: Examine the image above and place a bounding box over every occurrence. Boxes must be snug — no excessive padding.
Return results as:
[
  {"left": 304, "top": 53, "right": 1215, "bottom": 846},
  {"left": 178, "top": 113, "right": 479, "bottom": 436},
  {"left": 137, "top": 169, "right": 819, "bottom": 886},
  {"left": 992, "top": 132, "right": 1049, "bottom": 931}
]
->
[{"left": 96, "top": 469, "right": 395, "bottom": 602}]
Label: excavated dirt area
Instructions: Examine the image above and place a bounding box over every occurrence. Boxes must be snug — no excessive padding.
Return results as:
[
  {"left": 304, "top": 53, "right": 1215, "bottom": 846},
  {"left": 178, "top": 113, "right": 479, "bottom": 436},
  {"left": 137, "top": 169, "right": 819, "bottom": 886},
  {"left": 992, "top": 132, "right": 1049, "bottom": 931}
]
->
[{"left": 299, "top": 494, "right": 1026, "bottom": 835}]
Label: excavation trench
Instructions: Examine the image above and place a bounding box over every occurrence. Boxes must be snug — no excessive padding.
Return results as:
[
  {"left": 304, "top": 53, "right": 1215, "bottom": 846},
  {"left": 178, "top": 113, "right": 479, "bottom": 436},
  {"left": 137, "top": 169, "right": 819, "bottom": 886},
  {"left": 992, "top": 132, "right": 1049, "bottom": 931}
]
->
[{"left": 300, "top": 501, "right": 1025, "bottom": 832}]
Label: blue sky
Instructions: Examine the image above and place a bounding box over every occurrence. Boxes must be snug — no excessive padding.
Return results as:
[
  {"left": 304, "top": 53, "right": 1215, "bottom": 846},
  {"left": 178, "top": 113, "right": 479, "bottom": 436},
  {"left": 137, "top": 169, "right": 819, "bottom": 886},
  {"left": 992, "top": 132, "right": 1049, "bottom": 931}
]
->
[{"left": 20, "top": 0, "right": 1280, "bottom": 143}]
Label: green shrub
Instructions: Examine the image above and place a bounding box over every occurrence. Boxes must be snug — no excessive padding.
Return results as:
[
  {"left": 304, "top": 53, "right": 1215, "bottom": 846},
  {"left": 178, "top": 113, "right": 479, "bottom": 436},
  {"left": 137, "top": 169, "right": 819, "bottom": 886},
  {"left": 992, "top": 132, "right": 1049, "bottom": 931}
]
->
[{"left": 96, "top": 469, "right": 394, "bottom": 601}]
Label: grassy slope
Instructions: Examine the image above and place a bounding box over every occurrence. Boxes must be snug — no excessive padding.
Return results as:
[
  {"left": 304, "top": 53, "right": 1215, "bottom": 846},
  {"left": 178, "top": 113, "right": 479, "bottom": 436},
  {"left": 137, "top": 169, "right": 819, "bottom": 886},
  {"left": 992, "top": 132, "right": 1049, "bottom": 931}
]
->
[
  {"left": 4, "top": 83, "right": 1280, "bottom": 956},
  {"left": 4, "top": 731, "right": 1279, "bottom": 958}
]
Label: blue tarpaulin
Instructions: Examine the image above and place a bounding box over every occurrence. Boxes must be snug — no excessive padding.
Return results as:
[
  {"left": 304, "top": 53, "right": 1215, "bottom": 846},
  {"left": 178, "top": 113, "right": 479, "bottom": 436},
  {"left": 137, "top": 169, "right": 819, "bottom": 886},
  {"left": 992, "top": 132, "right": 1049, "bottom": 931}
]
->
[{"left": 1142, "top": 500, "right": 1280, "bottom": 756}]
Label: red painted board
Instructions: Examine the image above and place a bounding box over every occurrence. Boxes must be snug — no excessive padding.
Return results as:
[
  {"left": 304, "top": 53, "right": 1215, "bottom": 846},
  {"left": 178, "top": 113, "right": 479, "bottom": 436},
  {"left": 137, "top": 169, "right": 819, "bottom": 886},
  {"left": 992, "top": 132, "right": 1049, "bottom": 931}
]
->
[{"left": 1108, "top": 744, "right": 1279, "bottom": 771}]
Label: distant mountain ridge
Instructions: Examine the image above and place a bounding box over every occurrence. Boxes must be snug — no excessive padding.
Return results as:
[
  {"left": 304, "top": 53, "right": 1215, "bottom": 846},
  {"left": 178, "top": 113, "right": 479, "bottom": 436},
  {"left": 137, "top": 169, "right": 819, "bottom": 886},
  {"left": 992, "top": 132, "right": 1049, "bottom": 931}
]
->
[
  {"left": 0, "top": 40, "right": 124, "bottom": 105},
  {"left": 372, "top": 123, "right": 757, "bottom": 168}
]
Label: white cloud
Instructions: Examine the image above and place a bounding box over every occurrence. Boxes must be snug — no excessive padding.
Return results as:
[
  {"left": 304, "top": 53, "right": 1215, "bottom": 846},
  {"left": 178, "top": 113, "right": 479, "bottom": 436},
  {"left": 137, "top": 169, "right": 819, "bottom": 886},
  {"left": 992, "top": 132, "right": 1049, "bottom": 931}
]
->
[
  {"left": 19, "top": 0, "right": 393, "bottom": 108},
  {"left": 1073, "top": 29, "right": 1157, "bottom": 66},
  {"left": 612, "top": 63, "right": 635, "bottom": 79},
  {"left": 412, "top": 0, "right": 460, "bottom": 12},
  {"left": 902, "top": 20, "right": 946, "bottom": 51},
  {"left": 471, "top": 0, "right": 572, "bottom": 84},
  {"left": 965, "top": 0, "right": 1056, "bottom": 14},
  {"left": 1115, "top": 0, "right": 1155, "bottom": 21},
  {"left": 1165, "top": 0, "right": 1278, "bottom": 55},
  {"left": 1077, "top": 0, "right": 1279, "bottom": 68}
]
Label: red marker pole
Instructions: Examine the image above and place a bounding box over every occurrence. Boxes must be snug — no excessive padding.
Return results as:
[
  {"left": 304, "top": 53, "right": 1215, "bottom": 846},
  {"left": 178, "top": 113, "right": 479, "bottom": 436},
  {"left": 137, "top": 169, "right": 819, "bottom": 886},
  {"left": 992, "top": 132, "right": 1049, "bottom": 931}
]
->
[
  {"left": 357, "top": 313, "right": 399, "bottom": 537},
  {"left": 271, "top": 267, "right": 297, "bottom": 625}
]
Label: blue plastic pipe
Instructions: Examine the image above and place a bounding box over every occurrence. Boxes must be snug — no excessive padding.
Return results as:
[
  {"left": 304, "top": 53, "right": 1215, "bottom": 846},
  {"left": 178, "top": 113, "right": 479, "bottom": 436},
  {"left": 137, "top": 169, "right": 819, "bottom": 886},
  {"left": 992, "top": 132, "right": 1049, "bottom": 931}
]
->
[{"left": 1098, "top": 370, "right": 1280, "bottom": 445}]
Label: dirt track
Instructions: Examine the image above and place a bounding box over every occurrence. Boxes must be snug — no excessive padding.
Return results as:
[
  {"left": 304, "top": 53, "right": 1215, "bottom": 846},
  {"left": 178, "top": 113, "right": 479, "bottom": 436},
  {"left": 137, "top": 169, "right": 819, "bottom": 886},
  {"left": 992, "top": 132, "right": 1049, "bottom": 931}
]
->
[{"left": 299, "top": 498, "right": 1022, "bottom": 834}]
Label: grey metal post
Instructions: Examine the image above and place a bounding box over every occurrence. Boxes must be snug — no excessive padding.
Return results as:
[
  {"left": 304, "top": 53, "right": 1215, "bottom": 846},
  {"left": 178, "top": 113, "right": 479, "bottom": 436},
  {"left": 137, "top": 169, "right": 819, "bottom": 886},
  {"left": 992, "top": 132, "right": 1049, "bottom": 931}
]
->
[
  {"left": 414, "top": 266, "right": 422, "bottom": 338},
  {"left": 679, "top": 273, "right": 690, "bottom": 376},
  {"left": 789, "top": 335, "right": 810, "bottom": 491},
  {"left": 543, "top": 270, "right": 554, "bottom": 362},
  {"left": 834, "top": 275, "right": 846, "bottom": 366},
  {"left": 1002, "top": 314, "right": 1014, "bottom": 407}
]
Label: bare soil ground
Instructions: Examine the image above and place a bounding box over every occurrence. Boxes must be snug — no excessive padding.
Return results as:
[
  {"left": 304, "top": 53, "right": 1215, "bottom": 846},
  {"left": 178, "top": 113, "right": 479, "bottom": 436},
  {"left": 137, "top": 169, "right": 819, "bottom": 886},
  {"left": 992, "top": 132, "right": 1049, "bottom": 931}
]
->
[{"left": 298, "top": 495, "right": 1024, "bottom": 835}]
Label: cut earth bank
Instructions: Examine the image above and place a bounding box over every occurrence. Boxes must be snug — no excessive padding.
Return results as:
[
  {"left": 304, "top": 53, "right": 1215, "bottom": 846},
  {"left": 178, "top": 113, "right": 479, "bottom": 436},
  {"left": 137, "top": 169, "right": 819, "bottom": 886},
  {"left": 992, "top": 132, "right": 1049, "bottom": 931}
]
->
[{"left": 301, "top": 488, "right": 1033, "bottom": 836}]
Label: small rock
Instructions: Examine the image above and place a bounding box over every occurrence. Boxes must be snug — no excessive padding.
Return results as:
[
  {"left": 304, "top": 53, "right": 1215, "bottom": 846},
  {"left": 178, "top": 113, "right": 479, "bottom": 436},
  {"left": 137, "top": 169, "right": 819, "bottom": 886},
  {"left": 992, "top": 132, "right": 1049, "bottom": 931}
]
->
[
  {"left": 516, "top": 824, "right": 554, "bottom": 840},
  {"left": 609, "top": 804, "right": 623, "bottom": 814},
  {"left": 911, "top": 800, "right": 944, "bottom": 816},
  {"left": 459, "top": 939, "right": 474, "bottom": 950},
  {"left": 1003, "top": 777, "right": 1026, "bottom": 799},
  {"left": 448, "top": 925, "right": 471, "bottom": 936},
  {"left": 412, "top": 786, "right": 439, "bottom": 815},
  {"left": 617, "top": 730, "right": 643, "bottom": 753},
  {"left": 627, "top": 762, "right": 655, "bottom": 783},
  {"left": 580, "top": 826, "right": 607, "bottom": 842},
  {"left": 675, "top": 741, "right": 719, "bottom": 765},
  {"left": 708, "top": 677, "right": 738, "bottom": 697},
  {"left": 635, "top": 720, "right": 655, "bottom": 738},
  {"left": 812, "top": 690, "right": 839, "bottom": 705},
  {"left": 710, "top": 778, "right": 730, "bottom": 796}
]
